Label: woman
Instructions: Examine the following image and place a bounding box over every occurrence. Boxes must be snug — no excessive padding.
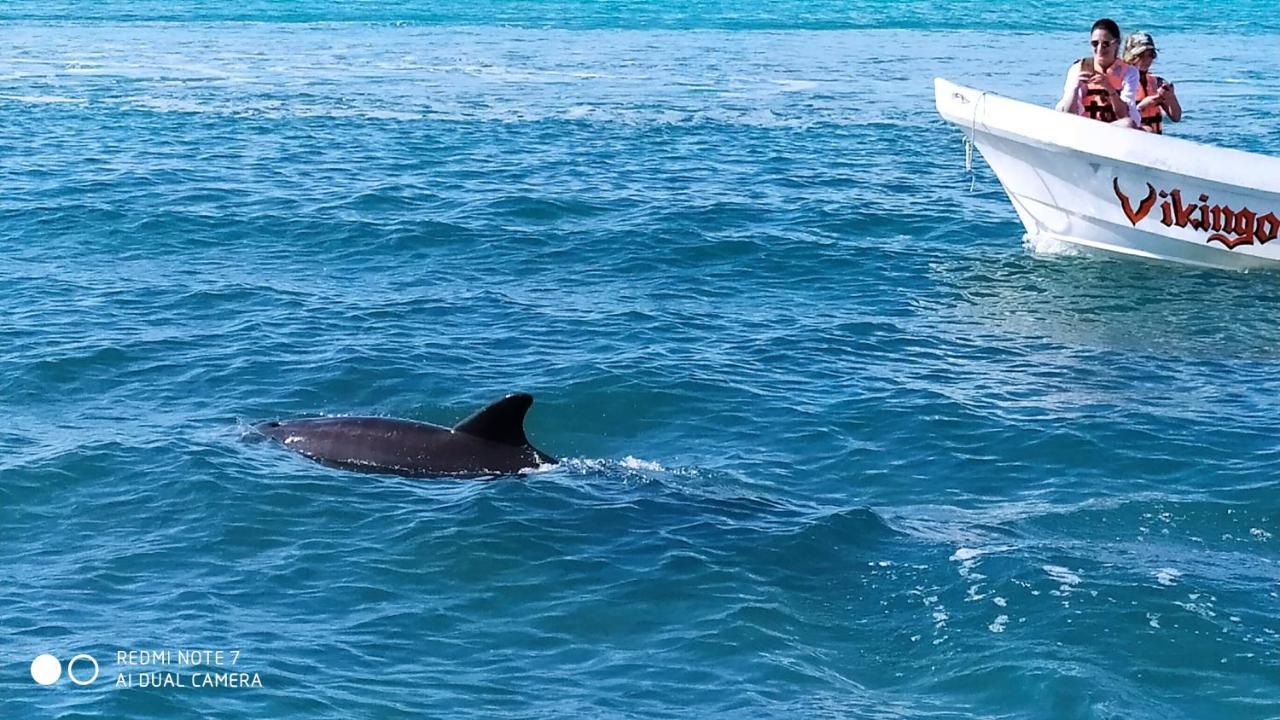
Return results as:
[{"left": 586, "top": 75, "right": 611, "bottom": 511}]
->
[
  {"left": 1055, "top": 18, "right": 1140, "bottom": 128},
  {"left": 1123, "top": 31, "right": 1182, "bottom": 133}
]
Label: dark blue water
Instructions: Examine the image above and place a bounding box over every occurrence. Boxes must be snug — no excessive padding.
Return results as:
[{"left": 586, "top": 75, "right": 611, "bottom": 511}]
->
[{"left": 3, "top": 7, "right": 1279, "bottom": 719}]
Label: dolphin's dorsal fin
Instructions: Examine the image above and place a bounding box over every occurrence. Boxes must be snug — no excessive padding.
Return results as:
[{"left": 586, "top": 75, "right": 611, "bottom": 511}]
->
[{"left": 452, "top": 393, "right": 534, "bottom": 446}]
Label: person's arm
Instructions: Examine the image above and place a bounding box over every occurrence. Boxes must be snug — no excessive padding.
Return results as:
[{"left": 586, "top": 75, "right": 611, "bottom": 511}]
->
[
  {"left": 1056, "top": 62, "right": 1082, "bottom": 113},
  {"left": 1159, "top": 78, "right": 1182, "bottom": 122},
  {"left": 1118, "top": 65, "right": 1141, "bottom": 126}
]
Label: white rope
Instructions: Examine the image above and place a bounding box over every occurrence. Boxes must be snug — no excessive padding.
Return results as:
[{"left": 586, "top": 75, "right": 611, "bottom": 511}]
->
[
  {"left": 965, "top": 91, "right": 989, "bottom": 193},
  {"left": 965, "top": 134, "right": 975, "bottom": 192}
]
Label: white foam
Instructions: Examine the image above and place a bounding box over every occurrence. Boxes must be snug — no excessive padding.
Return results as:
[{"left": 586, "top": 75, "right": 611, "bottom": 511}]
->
[
  {"left": 1042, "top": 565, "right": 1082, "bottom": 589},
  {"left": 1024, "top": 232, "right": 1084, "bottom": 257},
  {"left": 123, "top": 97, "right": 209, "bottom": 114},
  {"left": 293, "top": 107, "right": 423, "bottom": 121},
  {"left": 771, "top": 79, "right": 820, "bottom": 92},
  {"left": 914, "top": 590, "right": 948, "bottom": 632},
  {"left": 0, "top": 94, "right": 86, "bottom": 104},
  {"left": 949, "top": 546, "right": 1006, "bottom": 581},
  {"left": 563, "top": 105, "right": 596, "bottom": 119},
  {"left": 988, "top": 614, "right": 1008, "bottom": 633},
  {"left": 520, "top": 461, "right": 559, "bottom": 475},
  {"left": 619, "top": 456, "right": 665, "bottom": 472},
  {"left": 1175, "top": 600, "right": 1218, "bottom": 620},
  {"left": 1154, "top": 568, "right": 1181, "bottom": 586}
]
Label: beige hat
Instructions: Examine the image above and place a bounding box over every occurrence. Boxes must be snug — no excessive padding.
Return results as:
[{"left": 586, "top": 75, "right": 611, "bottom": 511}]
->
[{"left": 1123, "top": 32, "right": 1158, "bottom": 62}]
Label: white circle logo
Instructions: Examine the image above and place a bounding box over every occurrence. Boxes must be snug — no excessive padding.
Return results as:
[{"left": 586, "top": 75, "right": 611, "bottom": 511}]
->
[
  {"left": 31, "top": 654, "right": 62, "bottom": 686},
  {"left": 67, "top": 654, "right": 100, "bottom": 686}
]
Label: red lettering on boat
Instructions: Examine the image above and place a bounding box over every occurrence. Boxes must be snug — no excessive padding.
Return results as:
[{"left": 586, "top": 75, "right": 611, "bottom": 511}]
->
[
  {"left": 1113, "top": 179, "right": 1280, "bottom": 250},
  {"left": 1112, "top": 179, "right": 1157, "bottom": 226}
]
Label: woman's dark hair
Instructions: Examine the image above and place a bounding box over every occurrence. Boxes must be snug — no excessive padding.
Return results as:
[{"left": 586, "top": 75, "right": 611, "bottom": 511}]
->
[{"left": 1091, "top": 18, "right": 1120, "bottom": 40}]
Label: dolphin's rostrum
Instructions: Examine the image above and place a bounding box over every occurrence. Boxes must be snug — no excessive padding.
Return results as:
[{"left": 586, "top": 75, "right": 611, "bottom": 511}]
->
[{"left": 256, "top": 393, "right": 556, "bottom": 477}]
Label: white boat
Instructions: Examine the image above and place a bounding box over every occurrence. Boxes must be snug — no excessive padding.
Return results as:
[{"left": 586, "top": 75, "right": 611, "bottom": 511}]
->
[{"left": 935, "top": 77, "right": 1280, "bottom": 270}]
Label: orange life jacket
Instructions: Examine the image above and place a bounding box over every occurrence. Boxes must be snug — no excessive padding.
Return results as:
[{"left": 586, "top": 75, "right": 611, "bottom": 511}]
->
[
  {"left": 1136, "top": 71, "right": 1164, "bottom": 134},
  {"left": 1077, "top": 58, "right": 1129, "bottom": 123}
]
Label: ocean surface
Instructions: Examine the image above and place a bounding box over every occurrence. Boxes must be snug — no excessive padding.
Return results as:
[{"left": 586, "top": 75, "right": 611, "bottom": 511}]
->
[{"left": 3, "top": 2, "right": 1279, "bottom": 718}]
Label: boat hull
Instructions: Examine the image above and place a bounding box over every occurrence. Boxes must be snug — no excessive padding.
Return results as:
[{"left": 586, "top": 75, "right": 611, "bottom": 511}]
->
[{"left": 935, "top": 78, "right": 1280, "bottom": 270}]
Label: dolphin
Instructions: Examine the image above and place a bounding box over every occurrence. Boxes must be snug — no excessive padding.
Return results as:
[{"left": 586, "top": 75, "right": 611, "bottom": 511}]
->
[{"left": 255, "top": 393, "right": 556, "bottom": 478}]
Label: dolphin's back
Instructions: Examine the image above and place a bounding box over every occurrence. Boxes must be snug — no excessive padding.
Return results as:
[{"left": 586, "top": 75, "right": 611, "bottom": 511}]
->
[
  {"left": 256, "top": 394, "right": 555, "bottom": 478},
  {"left": 259, "top": 416, "right": 451, "bottom": 474}
]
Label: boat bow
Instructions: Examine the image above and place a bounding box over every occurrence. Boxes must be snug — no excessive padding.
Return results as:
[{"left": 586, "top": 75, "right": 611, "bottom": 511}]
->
[{"left": 935, "top": 77, "right": 1280, "bottom": 269}]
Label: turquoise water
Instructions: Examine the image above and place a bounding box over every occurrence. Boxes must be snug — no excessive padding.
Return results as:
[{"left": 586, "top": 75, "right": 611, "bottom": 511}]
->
[
  {"left": 4, "top": 1, "right": 1280, "bottom": 30},
  {"left": 3, "top": 3, "right": 1280, "bottom": 718}
]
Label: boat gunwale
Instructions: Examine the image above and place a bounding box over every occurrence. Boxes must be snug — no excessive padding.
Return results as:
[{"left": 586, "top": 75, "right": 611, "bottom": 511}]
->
[{"left": 934, "top": 77, "right": 1280, "bottom": 195}]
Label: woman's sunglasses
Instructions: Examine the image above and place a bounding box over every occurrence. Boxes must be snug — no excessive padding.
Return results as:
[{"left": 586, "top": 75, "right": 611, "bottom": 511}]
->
[{"left": 1090, "top": 39, "right": 1115, "bottom": 48}]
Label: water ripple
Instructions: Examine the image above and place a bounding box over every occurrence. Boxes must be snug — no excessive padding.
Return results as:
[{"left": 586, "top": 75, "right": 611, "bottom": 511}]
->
[{"left": 4, "top": 19, "right": 1280, "bottom": 720}]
